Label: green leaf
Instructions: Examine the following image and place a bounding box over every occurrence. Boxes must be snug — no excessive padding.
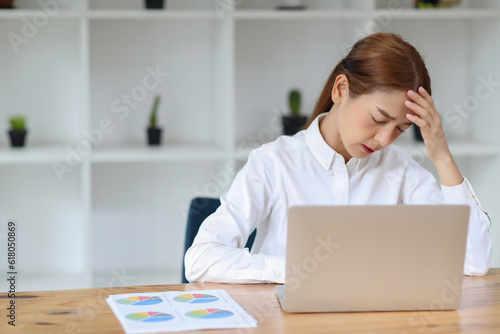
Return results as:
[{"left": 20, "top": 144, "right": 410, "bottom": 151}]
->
[
  {"left": 8, "top": 115, "right": 26, "bottom": 131},
  {"left": 289, "top": 89, "right": 301, "bottom": 116},
  {"left": 149, "top": 96, "right": 160, "bottom": 129}
]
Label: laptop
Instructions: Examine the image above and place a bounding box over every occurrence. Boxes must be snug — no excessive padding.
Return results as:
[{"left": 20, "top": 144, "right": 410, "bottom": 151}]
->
[{"left": 276, "top": 205, "right": 469, "bottom": 312}]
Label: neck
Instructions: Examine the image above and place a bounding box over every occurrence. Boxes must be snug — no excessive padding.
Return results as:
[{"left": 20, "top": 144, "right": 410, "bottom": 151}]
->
[{"left": 319, "top": 106, "right": 352, "bottom": 163}]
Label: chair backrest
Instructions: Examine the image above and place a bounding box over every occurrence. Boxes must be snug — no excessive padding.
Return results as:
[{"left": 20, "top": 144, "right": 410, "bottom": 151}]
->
[{"left": 182, "top": 197, "right": 256, "bottom": 283}]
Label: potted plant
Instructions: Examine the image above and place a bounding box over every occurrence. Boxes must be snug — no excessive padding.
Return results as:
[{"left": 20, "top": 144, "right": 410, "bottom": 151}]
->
[
  {"left": 0, "top": 0, "right": 14, "bottom": 9},
  {"left": 282, "top": 89, "right": 307, "bottom": 136},
  {"left": 147, "top": 96, "right": 162, "bottom": 146},
  {"left": 8, "top": 115, "right": 27, "bottom": 148},
  {"left": 414, "top": 0, "right": 461, "bottom": 8},
  {"left": 145, "top": 0, "right": 165, "bottom": 9}
]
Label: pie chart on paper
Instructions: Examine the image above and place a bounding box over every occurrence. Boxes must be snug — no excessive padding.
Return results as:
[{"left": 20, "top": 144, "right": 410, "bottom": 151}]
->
[
  {"left": 173, "top": 293, "right": 219, "bottom": 303},
  {"left": 116, "top": 296, "right": 163, "bottom": 306},
  {"left": 125, "top": 312, "right": 174, "bottom": 322},
  {"left": 185, "top": 308, "right": 234, "bottom": 319}
]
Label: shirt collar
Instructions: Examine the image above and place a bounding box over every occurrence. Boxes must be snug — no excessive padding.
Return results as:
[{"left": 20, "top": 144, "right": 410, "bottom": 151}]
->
[
  {"left": 304, "top": 112, "right": 368, "bottom": 171},
  {"left": 349, "top": 155, "right": 368, "bottom": 172}
]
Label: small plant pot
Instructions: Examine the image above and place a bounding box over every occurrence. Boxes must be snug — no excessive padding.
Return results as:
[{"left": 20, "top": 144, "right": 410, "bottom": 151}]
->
[
  {"left": 145, "top": 0, "right": 165, "bottom": 9},
  {"left": 147, "top": 128, "right": 162, "bottom": 146},
  {"left": 282, "top": 115, "right": 307, "bottom": 136},
  {"left": 8, "top": 129, "right": 27, "bottom": 148},
  {"left": 414, "top": 0, "right": 461, "bottom": 8},
  {"left": 413, "top": 125, "right": 424, "bottom": 142},
  {"left": 0, "top": 0, "right": 14, "bottom": 9}
]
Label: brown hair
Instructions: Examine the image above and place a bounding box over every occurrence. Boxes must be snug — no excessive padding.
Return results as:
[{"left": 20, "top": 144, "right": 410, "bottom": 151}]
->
[{"left": 305, "top": 33, "right": 431, "bottom": 128}]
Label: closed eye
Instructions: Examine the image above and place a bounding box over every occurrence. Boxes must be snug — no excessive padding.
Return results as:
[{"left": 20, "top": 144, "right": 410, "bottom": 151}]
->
[{"left": 373, "top": 116, "right": 407, "bottom": 133}]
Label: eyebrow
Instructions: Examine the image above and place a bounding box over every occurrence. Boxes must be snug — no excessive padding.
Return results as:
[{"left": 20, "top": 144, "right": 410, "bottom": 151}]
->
[{"left": 376, "top": 106, "right": 413, "bottom": 126}]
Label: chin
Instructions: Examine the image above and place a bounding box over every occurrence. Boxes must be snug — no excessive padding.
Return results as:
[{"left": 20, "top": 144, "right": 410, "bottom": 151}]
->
[
  {"left": 346, "top": 149, "right": 363, "bottom": 160},
  {"left": 352, "top": 153, "right": 367, "bottom": 159}
]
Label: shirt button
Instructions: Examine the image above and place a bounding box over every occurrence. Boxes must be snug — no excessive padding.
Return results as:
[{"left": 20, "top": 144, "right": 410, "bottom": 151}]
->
[
  {"left": 324, "top": 162, "right": 328, "bottom": 168},
  {"left": 339, "top": 180, "right": 345, "bottom": 185}
]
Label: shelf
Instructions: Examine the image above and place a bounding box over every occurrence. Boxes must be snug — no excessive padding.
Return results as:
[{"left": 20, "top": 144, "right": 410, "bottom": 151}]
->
[
  {"left": 2, "top": 8, "right": 499, "bottom": 21},
  {"left": 91, "top": 144, "right": 227, "bottom": 163},
  {"left": 93, "top": 269, "right": 181, "bottom": 289},
  {"left": 233, "top": 147, "right": 258, "bottom": 161},
  {"left": 397, "top": 141, "right": 500, "bottom": 157},
  {"left": 233, "top": 9, "right": 370, "bottom": 20},
  {"left": 389, "top": 8, "right": 500, "bottom": 19},
  {"left": 0, "top": 8, "right": 500, "bottom": 20},
  {"left": 0, "top": 9, "right": 218, "bottom": 20},
  {"left": 87, "top": 10, "right": 218, "bottom": 20},
  {"left": 0, "top": 146, "right": 69, "bottom": 164},
  {"left": 0, "top": 10, "right": 84, "bottom": 19},
  {"left": 233, "top": 8, "right": 500, "bottom": 20},
  {"left": 233, "top": 141, "right": 500, "bottom": 161},
  {"left": 0, "top": 144, "right": 230, "bottom": 164}
]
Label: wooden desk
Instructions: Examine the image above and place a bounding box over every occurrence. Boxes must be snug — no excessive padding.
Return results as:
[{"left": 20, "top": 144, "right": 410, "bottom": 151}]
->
[{"left": 1, "top": 268, "right": 499, "bottom": 333}]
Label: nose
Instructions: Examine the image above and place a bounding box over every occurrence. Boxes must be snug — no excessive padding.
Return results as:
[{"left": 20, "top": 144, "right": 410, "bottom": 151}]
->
[{"left": 374, "top": 127, "right": 395, "bottom": 148}]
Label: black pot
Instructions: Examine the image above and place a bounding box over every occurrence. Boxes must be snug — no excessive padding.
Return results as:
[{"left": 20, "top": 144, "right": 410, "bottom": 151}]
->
[
  {"left": 413, "top": 125, "right": 424, "bottom": 142},
  {"left": 277, "top": 5, "right": 305, "bottom": 10},
  {"left": 282, "top": 115, "right": 307, "bottom": 136},
  {"left": 147, "top": 128, "right": 162, "bottom": 146},
  {"left": 415, "top": 0, "right": 439, "bottom": 8},
  {"left": 8, "top": 130, "right": 27, "bottom": 147},
  {"left": 145, "top": 0, "right": 165, "bottom": 9}
]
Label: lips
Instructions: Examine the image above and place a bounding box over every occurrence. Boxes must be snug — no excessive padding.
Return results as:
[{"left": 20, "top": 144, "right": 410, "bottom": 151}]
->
[{"left": 362, "top": 144, "right": 374, "bottom": 154}]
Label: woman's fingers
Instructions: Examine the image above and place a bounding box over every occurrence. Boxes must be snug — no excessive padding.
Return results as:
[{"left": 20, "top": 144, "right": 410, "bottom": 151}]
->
[
  {"left": 406, "top": 89, "right": 435, "bottom": 121},
  {"left": 404, "top": 101, "right": 431, "bottom": 128},
  {"left": 417, "top": 86, "right": 433, "bottom": 103},
  {"left": 404, "top": 87, "right": 452, "bottom": 163},
  {"left": 406, "top": 113, "right": 427, "bottom": 128}
]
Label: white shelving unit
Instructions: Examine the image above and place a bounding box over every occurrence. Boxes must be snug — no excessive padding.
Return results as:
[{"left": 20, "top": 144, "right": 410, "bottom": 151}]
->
[{"left": 1, "top": 0, "right": 499, "bottom": 292}]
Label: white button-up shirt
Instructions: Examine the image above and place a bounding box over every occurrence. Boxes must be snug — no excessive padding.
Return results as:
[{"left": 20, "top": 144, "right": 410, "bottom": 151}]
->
[{"left": 185, "top": 114, "right": 493, "bottom": 283}]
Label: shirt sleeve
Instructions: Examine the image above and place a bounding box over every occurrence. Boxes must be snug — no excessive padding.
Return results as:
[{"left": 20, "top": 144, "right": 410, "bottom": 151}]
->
[
  {"left": 184, "top": 148, "right": 286, "bottom": 284},
  {"left": 441, "top": 178, "right": 493, "bottom": 276},
  {"left": 403, "top": 159, "right": 493, "bottom": 276}
]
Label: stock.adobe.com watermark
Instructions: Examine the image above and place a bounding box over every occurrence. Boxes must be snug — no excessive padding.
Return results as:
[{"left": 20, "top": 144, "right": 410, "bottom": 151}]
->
[
  {"left": 403, "top": 277, "right": 462, "bottom": 333},
  {"left": 51, "top": 65, "right": 169, "bottom": 182},
  {"left": 211, "top": 0, "right": 245, "bottom": 19},
  {"left": 339, "top": 0, "right": 403, "bottom": 56},
  {"left": 5, "top": 221, "right": 17, "bottom": 327},
  {"left": 286, "top": 235, "right": 340, "bottom": 292},
  {"left": 7, "top": 0, "right": 72, "bottom": 54},
  {"left": 443, "top": 74, "right": 500, "bottom": 130},
  {"left": 60, "top": 268, "right": 136, "bottom": 334}
]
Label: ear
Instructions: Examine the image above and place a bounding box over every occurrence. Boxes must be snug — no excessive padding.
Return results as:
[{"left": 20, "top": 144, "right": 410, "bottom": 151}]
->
[{"left": 331, "top": 74, "right": 349, "bottom": 104}]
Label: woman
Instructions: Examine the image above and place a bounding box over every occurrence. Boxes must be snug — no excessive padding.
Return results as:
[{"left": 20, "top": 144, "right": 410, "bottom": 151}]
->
[{"left": 185, "top": 33, "right": 493, "bottom": 283}]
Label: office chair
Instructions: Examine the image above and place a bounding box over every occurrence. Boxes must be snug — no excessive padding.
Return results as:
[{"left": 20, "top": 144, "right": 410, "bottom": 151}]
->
[{"left": 182, "top": 197, "right": 256, "bottom": 283}]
